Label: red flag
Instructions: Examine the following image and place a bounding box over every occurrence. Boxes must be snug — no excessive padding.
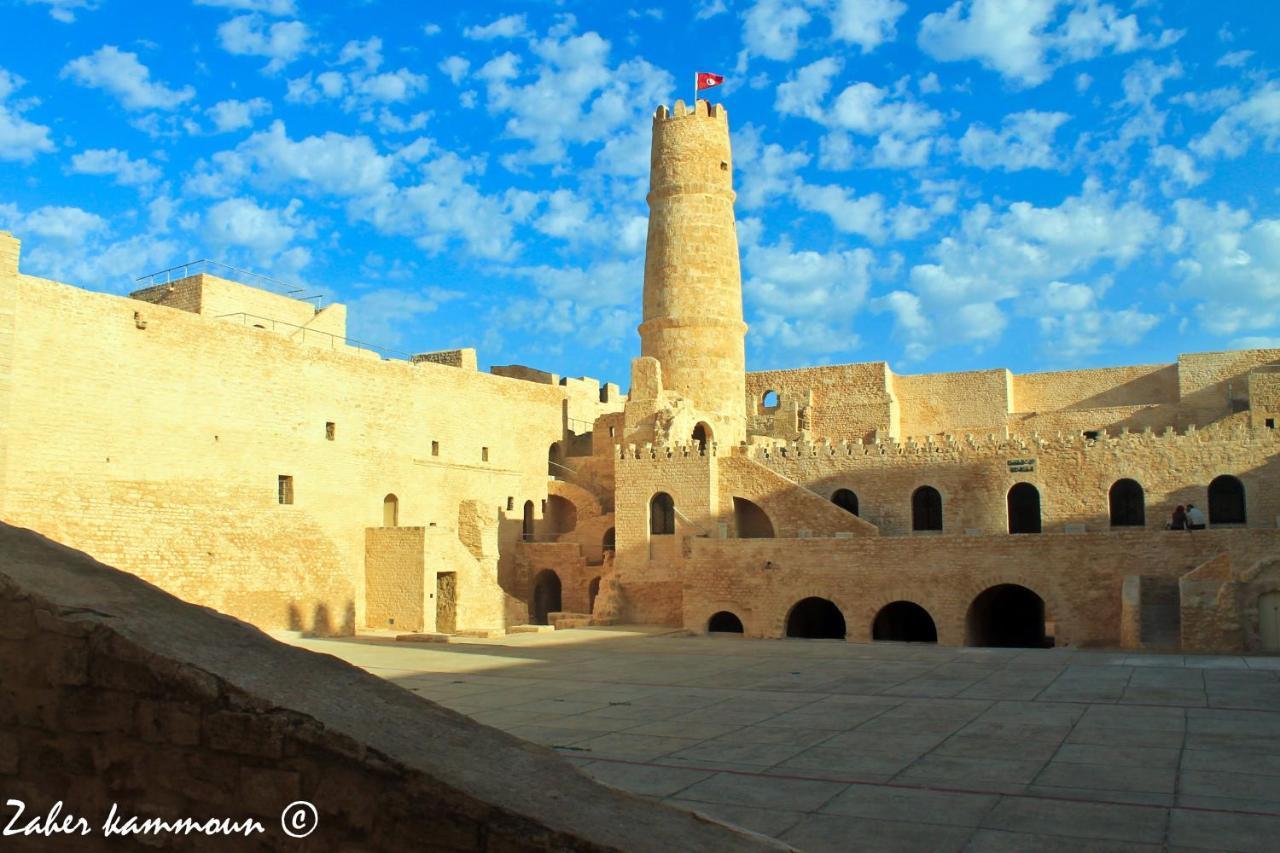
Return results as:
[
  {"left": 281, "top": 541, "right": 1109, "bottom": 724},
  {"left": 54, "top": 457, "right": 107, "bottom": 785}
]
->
[{"left": 696, "top": 72, "right": 724, "bottom": 91}]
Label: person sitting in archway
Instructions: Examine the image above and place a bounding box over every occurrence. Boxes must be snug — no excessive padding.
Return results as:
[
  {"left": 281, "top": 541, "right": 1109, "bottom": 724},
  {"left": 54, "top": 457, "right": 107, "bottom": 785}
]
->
[
  {"left": 1186, "top": 503, "right": 1206, "bottom": 531},
  {"left": 1168, "top": 505, "right": 1187, "bottom": 530}
]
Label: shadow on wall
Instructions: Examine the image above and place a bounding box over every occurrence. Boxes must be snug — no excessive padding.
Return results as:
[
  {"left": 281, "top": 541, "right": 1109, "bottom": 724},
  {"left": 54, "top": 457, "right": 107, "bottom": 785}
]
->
[{"left": 286, "top": 600, "right": 357, "bottom": 636}]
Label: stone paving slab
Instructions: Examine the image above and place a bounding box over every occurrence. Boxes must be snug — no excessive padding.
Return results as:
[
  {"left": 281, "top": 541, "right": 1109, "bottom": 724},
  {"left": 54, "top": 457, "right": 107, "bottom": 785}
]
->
[{"left": 284, "top": 629, "right": 1280, "bottom": 852}]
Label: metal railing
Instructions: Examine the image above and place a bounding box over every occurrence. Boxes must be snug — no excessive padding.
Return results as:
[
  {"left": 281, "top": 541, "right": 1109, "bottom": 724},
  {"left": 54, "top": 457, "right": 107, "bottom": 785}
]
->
[
  {"left": 216, "top": 312, "right": 412, "bottom": 361},
  {"left": 134, "top": 259, "right": 324, "bottom": 307}
]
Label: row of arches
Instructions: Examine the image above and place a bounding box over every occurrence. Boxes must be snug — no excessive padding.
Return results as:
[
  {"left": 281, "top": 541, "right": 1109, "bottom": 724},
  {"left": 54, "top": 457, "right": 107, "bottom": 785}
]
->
[
  {"left": 706, "top": 584, "right": 1051, "bottom": 648},
  {"left": 529, "top": 569, "right": 604, "bottom": 625},
  {"left": 827, "top": 474, "right": 1249, "bottom": 532}
]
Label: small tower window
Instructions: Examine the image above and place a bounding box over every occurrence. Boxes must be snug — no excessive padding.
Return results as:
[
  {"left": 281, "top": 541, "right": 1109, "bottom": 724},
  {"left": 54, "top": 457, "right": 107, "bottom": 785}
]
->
[
  {"left": 482, "top": 447, "right": 489, "bottom": 462},
  {"left": 507, "top": 496, "right": 515, "bottom": 511},
  {"left": 278, "top": 475, "right": 294, "bottom": 505},
  {"left": 325, "top": 421, "right": 335, "bottom": 440},
  {"left": 762, "top": 390, "right": 780, "bottom": 410},
  {"left": 431, "top": 440, "right": 439, "bottom": 456}
]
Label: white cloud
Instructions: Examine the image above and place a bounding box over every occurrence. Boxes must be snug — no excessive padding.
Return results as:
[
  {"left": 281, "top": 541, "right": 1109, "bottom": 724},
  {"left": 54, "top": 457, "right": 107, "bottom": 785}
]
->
[
  {"left": 792, "top": 182, "right": 886, "bottom": 241},
  {"left": 217, "top": 14, "right": 311, "bottom": 73},
  {"left": 464, "top": 14, "right": 529, "bottom": 41},
  {"left": 1170, "top": 200, "right": 1280, "bottom": 336},
  {"left": 69, "top": 148, "right": 161, "bottom": 187},
  {"left": 1191, "top": 83, "right": 1280, "bottom": 160},
  {"left": 284, "top": 40, "right": 426, "bottom": 120},
  {"left": 775, "top": 57, "right": 842, "bottom": 122},
  {"left": 473, "top": 25, "right": 673, "bottom": 167},
  {"left": 830, "top": 81, "right": 943, "bottom": 139},
  {"left": 959, "top": 110, "right": 1071, "bottom": 171},
  {"left": 732, "top": 124, "right": 811, "bottom": 209},
  {"left": 827, "top": 0, "right": 907, "bottom": 52},
  {"left": 205, "top": 97, "right": 272, "bottom": 133},
  {"left": 695, "top": 0, "right": 728, "bottom": 19},
  {"left": 195, "top": 0, "right": 296, "bottom": 14},
  {"left": 1034, "top": 280, "right": 1159, "bottom": 358},
  {"left": 345, "top": 287, "right": 463, "bottom": 349},
  {"left": 1216, "top": 50, "right": 1253, "bottom": 69},
  {"left": 881, "top": 181, "right": 1160, "bottom": 357},
  {"left": 918, "top": 72, "right": 942, "bottom": 95},
  {"left": 1075, "top": 72, "right": 1092, "bottom": 93},
  {"left": 61, "top": 46, "right": 195, "bottom": 110},
  {"left": 742, "top": 0, "right": 812, "bottom": 61},
  {"left": 203, "top": 196, "right": 313, "bottom": 263},
  {"left": 1149, "top": 145, "right": 1205, "bottom": 195},
  {"left": 1120, "top": 57, "right": 1181, "bottom": 107},
  {"left": 533, "top": 189, "right": 593, "bottom": 240},
  {"left": 23, "top": 0, "right": 97, "bottom": 23},
  {"left": 440, "top": 56, "right": 470, "bottom": 85},
  {"left": 0, "top": 68, "right": 55, "bottom": 162},
  {"left": 919, "top": 0, "right": 1166, "bottom": 88}
]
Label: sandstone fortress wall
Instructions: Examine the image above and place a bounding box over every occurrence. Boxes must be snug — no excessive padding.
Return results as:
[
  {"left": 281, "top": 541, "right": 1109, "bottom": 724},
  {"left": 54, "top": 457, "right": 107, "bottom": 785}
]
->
[{"left": 2, "top": 95, "right": 1279, "bottom": 655}]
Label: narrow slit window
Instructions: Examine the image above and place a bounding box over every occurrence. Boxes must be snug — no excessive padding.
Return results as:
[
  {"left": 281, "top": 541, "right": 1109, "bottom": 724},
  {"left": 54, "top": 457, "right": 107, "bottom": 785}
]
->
[
  {"left": 278, "top": 475, "right": 293, "bottom": 505},
  {"left": 431, "top": 440, "right": 439, "bottom": 457},
  {"left": 482, "top": 447, "right": 489, "bottom": 462},
  {"left": 325, "top": 422, "right": 335, "bottom": 441}
]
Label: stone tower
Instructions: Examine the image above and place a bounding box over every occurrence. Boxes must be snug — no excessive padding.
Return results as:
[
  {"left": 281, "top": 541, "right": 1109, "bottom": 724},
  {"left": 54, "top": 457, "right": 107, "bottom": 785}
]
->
[{"left": 638, "top": 99, "right": 748, "bottom": 447}]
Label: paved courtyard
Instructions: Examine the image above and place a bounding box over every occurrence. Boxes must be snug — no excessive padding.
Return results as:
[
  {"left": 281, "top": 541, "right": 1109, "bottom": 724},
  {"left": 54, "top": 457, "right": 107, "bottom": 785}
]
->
[{"left": 287, "top": 628, "right": 1280, "bottom": 852}]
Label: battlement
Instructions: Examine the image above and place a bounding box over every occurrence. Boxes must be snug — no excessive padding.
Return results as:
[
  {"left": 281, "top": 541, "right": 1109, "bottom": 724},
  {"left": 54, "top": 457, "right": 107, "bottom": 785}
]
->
[
  {"left": 746, "top": 419, "right": 1279, "bottom": 463},
  {"left": 653, "top": 98, "right": 726, "bottom": 122},
  {"left": 617, "top": 441, "right": 719, "bottom": 463}
]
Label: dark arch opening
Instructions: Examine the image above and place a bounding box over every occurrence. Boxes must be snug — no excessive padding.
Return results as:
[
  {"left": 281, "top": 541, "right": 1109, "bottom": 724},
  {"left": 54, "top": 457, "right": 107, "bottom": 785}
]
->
[
  {"left": 708, "top": 611, "right": 744, "bottom": 634},
  {"left": 382, "top": 493, "right": 399, "bottom": 527},
  {"left": 522, "top": 500, "right": 535, "bottom": 541},
  {"left": 692, "top": 422, "right": 711, "bottom": 452},
  {"left": 602, "top": 527, "right": 615, "bottom": 552},
  {"left": 1208, "top": 475, "right": 1246, "bottom": 524},
  {"left": 588, "top": 576, "right": 601, "bottom": 614},
  {"left": 531, "top": 570, "right": 562, "bottom": 626},
  {"left": 912, "top": 486, "right": 942, "bottom": 531},
  {"left": 1109, "top": 478, "right": 1145, "bottom": 527},
  {"left": 831, "top": 488, "right": 859, "bottom": 516},
  {"left": 545, "top": 494, "right": 577, "bottom": 535},
  {"left": 548, "top": 442, "right": 562, "bottom": 477},
  {"left": 733, "top": 497, "right": 775, "bottom": 538},
  {"left": 873, "top": 601, "right": 938, "bottom": 643},
  {"left": 966, "top": 584, "right": 1050, "bottom": 648},
  {"left": 786, "top": 597, "right": 846, "bottom": 640},
  {"left": 762, "top": 390, "right": 779, "bottom": 410},
  {"left": 1007, "top": 482, "right": 1042, "bottom": 534},
  {"left": 650, "top": 492, "right": 675, "bottom": 535}
]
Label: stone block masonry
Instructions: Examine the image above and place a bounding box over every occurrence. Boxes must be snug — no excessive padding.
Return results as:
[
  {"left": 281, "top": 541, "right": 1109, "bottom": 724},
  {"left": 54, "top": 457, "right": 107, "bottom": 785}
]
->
[{"left": 0, "top": 523, "right": 784, "bottom": 851}]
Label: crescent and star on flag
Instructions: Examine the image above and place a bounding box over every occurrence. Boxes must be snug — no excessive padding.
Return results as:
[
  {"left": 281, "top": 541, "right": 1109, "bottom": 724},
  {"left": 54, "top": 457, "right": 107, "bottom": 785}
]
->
[{"left": 695, "top": 71, "right": 725, "bottom": 105}]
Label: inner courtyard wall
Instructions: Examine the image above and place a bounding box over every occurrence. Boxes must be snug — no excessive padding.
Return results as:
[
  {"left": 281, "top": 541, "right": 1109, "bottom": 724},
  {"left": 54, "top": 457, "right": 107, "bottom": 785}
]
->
[{"left": 1, "top": 260, "right": 578, "bottom": 634}]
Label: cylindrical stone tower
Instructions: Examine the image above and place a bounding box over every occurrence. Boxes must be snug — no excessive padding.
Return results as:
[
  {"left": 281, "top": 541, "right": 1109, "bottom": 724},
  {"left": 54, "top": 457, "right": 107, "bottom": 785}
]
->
[{"left": 639, "top": 99, "right": 748, "bottom": 446}]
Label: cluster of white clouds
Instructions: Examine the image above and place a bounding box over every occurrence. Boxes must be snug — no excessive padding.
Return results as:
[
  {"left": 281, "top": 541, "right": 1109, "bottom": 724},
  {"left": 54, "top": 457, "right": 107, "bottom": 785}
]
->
[{"left": 7, "top": 3, "right": 1280, "bottom": 372}]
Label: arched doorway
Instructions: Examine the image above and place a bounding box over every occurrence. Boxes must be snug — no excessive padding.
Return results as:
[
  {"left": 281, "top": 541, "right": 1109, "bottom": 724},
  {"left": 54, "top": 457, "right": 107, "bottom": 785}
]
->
[
  {"left": 1007, "top": 483, "right": 1042, "bottom": 534},
  {"left": 1208, "top": 475, "right": 1246, "bottom": 524},
  {"left": 831, "top": 488, "right": 859, "bottom": 516},
  {"left": 873, "top": 602, "right": 938, "bottom": 643},
  {"left": 912, "top": 486, "right": 942, "bottom": 531},
  {"left": 1109, "top": 479, "right": 1145, "bottom": 527},
  {"left": 692, "top": 422, "right": 712, "bottom": 452},
  {"left": 650, "top": 492, "right": 675, "bottom": 535},
  {"left": 708, "top": 611, "right": 744, "bottom": 633},
  {"left": 966, "top": 584, "right": 1049, "bottom": 648},
  {"left": 547, "top": 442, "right": 561, "bottom": 477},
  {"left": 1260, "top": 592, "right": 1280, "bottom": 652},
  {"left": 602, "top": 527, "right": 615, "bottom": 553},
  {"left": 786, "top": 597, "right": 846, "bottom": 639},
  {"left": 545, "top": 495, "right": 577, "bottom": 535},
  {"left": 382, "top": 493, "right": 399, "bottom": 527},
  {"left": 522, "top": 500, "right": 535, "bottom": 541},
  {"left": 733, "top": 497, "right": 775, "bottom": 538},
  {"left": 588, "top": 577, "right": 601, "bottom": 614},
  {"left": 531, "top": 570, "right": 562, "bottom": 626}
]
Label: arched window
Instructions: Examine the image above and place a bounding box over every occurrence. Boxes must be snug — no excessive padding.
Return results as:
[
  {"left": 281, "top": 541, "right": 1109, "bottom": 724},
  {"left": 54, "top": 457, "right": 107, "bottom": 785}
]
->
[
  {"left": 1208, "top": 475, "right": 1246, "bottom": 524},
  {"left": 762, "top": 390, "right": 779, "bottom": 410},
  {"left": 831, "top": 488, "right": 859, "bottom": 516},
  {"left": 1007, "top": 483, "right": 1042, "bottom": 534},
  {"left": 1109, "top": 479, "right": 1145, "bottom": 527},
  {"left": 547, "top": 442, "right": 561, "bottom": 477},
  {"left": 602, "top": 527, "right": 616, "bottom": 552},
  {"left": 692, "top": 422, "right": 711, "bottom": 452},
  {"left": 522, "top": 500, "right": 534, "bottom": 541},
  {"left": 733, "top": 497, "right": 775, "bottom": 538},
  {"left": 650, "top": 492, "right": 675, "bottom": 535},
  {"left": 382, "top": 494, "right": 399, "bottom": 527},
  {"left": 911, "top": 486, "right": 942, "bottom": 531}
]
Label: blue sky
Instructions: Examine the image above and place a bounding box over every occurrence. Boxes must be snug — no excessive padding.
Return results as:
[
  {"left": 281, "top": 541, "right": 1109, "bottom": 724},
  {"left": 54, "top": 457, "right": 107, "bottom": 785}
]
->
[{"left": 1, "top": 0, "right": 1277, "bottom": 387}]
